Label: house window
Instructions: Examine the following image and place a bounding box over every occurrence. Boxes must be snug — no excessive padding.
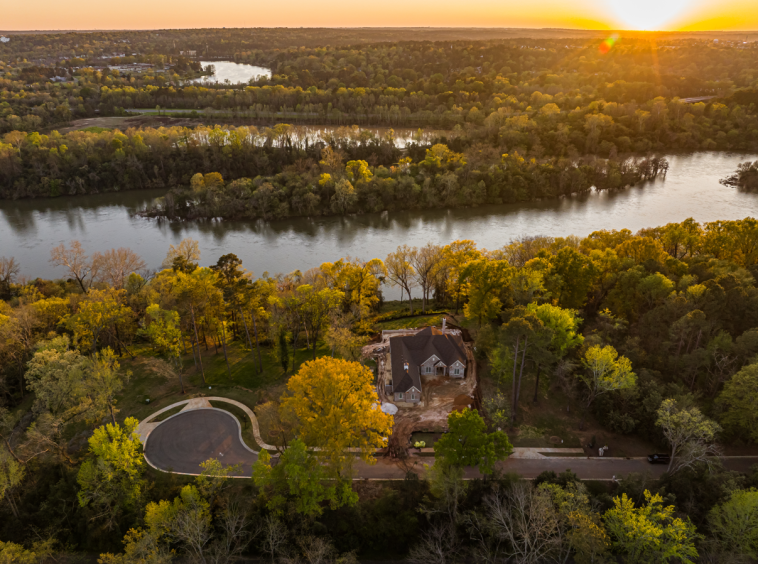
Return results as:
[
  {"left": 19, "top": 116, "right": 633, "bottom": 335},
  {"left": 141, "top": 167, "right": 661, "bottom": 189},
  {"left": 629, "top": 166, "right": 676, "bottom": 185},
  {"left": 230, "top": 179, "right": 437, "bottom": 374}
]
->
[
  {"left": 397, "top": 392, "right": 404, "bottom": 399},
  {"left": 410, "top": 393, "right": 416, "bottom": 400},
  {"left": 425, "top": 366, "right": 432, "bottom": 373},
  {"left": 453, "top": 368, "right": 460, "bottom": 375}
]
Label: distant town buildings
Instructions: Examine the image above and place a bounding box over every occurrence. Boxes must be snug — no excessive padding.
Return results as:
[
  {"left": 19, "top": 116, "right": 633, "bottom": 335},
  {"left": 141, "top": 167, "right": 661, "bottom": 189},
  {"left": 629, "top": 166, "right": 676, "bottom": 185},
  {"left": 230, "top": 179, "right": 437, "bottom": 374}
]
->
[
  {"left": 0, "top": 36, "right": 10, "bottom": 43},
  {"left": 180, "top": 50, "right": 197, "bottom": 56}
]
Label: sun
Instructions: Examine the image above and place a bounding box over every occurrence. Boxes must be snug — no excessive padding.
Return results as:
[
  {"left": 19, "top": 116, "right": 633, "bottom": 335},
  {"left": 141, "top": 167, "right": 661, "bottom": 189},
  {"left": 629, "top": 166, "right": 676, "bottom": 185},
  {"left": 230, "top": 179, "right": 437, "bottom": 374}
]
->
[{"left": 607, "top": 0, "right": 692, "bottom": 30}]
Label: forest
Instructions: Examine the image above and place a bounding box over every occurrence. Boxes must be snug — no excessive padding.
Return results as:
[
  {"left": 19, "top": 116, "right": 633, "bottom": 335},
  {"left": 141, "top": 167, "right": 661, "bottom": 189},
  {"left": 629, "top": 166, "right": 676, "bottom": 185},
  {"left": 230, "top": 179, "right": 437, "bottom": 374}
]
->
[
  {"left": 2, "top": 33, "right": 758, "bottom": 206},
  {"left": 2, "top": 216, "right": 758, "bottom": 562}
]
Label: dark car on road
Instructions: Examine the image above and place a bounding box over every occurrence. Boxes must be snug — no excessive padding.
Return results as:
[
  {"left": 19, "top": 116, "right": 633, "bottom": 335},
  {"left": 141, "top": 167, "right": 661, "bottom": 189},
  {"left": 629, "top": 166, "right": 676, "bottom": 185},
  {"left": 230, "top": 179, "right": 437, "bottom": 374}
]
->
[{"left": 647, "top": 453, "right": 670, "bottom": 464}]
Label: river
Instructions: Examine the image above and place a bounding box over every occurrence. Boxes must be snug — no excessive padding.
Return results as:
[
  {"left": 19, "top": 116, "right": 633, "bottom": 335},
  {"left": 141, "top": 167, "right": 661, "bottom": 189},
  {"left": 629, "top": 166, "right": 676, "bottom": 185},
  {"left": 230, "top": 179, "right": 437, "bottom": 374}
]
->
[{"left": 1, "top": 152, "right": 757, "bottom": 293}]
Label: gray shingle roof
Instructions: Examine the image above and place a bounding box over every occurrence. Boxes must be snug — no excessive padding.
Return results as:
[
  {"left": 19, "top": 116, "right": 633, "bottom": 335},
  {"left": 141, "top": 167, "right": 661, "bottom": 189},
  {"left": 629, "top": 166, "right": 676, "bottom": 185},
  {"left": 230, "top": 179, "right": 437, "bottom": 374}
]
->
[{"left": 389, "top": 327, "right": 467, "bottom": 393}]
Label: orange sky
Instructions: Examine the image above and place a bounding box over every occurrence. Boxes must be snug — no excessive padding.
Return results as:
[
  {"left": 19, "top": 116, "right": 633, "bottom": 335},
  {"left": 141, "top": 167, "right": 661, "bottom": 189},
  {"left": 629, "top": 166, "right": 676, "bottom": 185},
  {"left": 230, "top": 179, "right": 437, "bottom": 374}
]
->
[{"left": 3, "top": 0, "right": 758, "bottom": 31}]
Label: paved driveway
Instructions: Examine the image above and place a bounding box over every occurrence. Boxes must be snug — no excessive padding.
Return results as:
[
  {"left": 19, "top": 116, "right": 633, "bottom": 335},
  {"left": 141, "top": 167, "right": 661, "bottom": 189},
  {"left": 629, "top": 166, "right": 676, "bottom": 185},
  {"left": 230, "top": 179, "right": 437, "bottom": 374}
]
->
[{"left": 144, "top": 408, "right": 257, "bottom": 476}]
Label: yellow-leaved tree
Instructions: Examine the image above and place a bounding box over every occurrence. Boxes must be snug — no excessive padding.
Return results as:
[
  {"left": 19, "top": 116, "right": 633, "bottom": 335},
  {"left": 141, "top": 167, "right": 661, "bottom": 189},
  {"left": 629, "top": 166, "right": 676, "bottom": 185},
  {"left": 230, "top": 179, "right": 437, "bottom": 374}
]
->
[{"left": 281, "top": 358, "right": 392, "bottom": 485}]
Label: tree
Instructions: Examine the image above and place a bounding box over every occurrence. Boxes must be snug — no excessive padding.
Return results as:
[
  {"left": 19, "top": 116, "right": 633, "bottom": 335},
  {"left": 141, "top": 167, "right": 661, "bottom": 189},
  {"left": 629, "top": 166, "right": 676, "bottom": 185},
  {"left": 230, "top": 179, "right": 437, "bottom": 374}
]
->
[
  {"left": 460, "top": 259, "right": 513, "bottom": 326},
  {"left": 545, "top": 248, "right": 598, "bottom": 309},
  {"left": 477, "top": 482, "right": 564, "bottom": 564},
  {"left": 385, "top": 245, "right": 417, "bottom": 312},
  {"left": 0, "top": 539, "right": 55, "bottom": 564},
  {"left": 141, "top": 304, "right": 183, "bottom": 367},
  {"left": 98, "top": 528, "right": 172, "bottom": 564},
  {"left": 253, "top": 438, "right": 332, "bottom": 516},
  {"left": 331, "top": 178, "right": 357, "bottom": 213},
  {"left": 717, "top": 363, "right": 758, "bottom": 442},
  {"left": 138, "top": 466, "right": 255, "bottom": 564},
  {"left": 66, "top": 287, "right": 132, "bottom": 353},
  {"left": 296, "top": 285, "right": 343, "bottom": 359},
  {"left": 579, "top": 345, "right": 636, "bottom": 425},
  {"left": 25, "top": 335, "right": 89, "bottom": 417},
  {"left": 496, "top": 311, "right": 544, "bottom": 419},
  {"left": 87, "top": 347, "right": 131, "bottom": 425},
  {"left": 162, "top": 238, "right": 201, "bottom": 270},
  {"left": 603, "top": 490, "right": 699, "bottom": 564},
  {"left": 320, "top": 257, "right": 386, "bottom": 321},
  {"left": 0, "top": 448, "right": 24, "bottom": 518},
  {"left": 0, "top": 256, "right": 19, "bottom": 299},
  {"left": 708, "top": 488, "right": 758, "bottom": 562},
  {"left": 438, "top": 240, "right": 482, "bottom": 313},
  {"left": 77, "top": 417, "right": 145, "bottom": 531},
  {"left": 280, "top": 358, "right": 392, "bottom": 485},
  {"left": 50, "top": 240, "right": 97, "bottom": 293},
  {"left": 656, "top": 398, "right": 721, "bottom": 473},
  {"left": 526, "top": 303, "right": 584, "bottom": 403},
  {"left": 411, "top": 243, "right": 443, "bottom": 313},
  {"left": 434, "top": 408, "right": 512, "bottom": 475},
  {"left": 92, "top": 247, "right": 147, "bottom": 289}
]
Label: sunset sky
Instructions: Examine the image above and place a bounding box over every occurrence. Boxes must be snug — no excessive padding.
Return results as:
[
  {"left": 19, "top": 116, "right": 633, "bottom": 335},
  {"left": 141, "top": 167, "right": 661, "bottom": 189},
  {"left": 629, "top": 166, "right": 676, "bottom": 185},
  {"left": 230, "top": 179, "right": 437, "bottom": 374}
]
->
[{"left": 3, "top": 0, "right": 758, "bottom": 31}]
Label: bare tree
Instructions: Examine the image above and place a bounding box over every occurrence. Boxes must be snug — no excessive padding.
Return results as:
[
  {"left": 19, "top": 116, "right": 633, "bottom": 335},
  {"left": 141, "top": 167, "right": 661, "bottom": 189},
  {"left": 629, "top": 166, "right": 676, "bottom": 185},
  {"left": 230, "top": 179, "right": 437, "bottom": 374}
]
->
[
  {"left": 408, "top": 520, "right": 460, "bottom": 564},
  {"left": 0, "top": 256, "right": 20, "bottom": 290},
  {"left": 92, "top": 247, "right": 147, "bottom": 289},
  {"left": 411, "top": 243, "right": 443, "bottom": 313},
  {"left": 50, "top": 240, "right": 97, "bottom": 292},
  {"left": 385, "top": 245, "right": 418, "bottom": 313},
  {"left": 260, "top": 515, "right": 289, "bottom": 563},
  {"left": 483, "top": 483, "right": 563, "bottom": 564}
]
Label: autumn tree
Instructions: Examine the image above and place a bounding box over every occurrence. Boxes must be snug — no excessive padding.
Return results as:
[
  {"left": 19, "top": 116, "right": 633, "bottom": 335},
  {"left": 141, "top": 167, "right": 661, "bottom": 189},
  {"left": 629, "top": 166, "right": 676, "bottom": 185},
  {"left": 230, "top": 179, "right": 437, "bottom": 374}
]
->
[
  {"left": 461, "top": 258, "right": 513, "bottom": 326},
  {"left": 603, "top": 490, "right": 699, "bottom": 563},
  {"left": 439, "top": 240, "right": 482, "bottom": 313},
  {"left": 579, "top": 345, "right": 636, "bottom": 427},
  {"left": 66, "top": 287, "right": 132, "bottom": 354},
  {"left": 77, "top": 417, "right": 145, "bottom": 531},
  {"left": 161, "top": 238, "right": 201, "bottom": 270},
  {"left": 280, "top": 358, "right": 392, "bottom": 491},
  {"left": 296, "top": 284, "right": 343, "bottom": 359}
]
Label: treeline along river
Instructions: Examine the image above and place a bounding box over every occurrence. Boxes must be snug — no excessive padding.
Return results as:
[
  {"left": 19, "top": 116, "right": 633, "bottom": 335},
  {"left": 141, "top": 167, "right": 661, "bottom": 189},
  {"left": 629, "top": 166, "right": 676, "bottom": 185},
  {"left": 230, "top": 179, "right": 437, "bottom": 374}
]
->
[{"left": 1, "top": 152, "right": 757, "bottom": 296}]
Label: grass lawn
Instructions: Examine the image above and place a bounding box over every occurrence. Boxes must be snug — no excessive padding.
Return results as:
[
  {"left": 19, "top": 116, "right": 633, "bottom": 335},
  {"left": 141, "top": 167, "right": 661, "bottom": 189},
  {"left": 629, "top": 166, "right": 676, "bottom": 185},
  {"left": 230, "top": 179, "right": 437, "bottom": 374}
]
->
[
  {"left": 116, "top": 338, "right": 332, "bottom": 425},
  {"left": 375, "top": 314, "right": 445, "bottom": 331}
]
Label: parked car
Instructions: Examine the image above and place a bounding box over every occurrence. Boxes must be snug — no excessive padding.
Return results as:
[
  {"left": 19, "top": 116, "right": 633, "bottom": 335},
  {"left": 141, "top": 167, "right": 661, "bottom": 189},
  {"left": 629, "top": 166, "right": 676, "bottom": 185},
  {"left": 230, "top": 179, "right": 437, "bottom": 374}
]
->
[{"left": 647, "top": 453, "right": 670, "bottom": 464}]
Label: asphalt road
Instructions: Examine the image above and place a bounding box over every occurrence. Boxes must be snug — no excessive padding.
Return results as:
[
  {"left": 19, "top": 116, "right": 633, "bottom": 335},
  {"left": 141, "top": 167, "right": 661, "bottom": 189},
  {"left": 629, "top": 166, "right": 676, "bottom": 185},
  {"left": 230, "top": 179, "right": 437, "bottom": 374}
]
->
[
  {"left": 144, "top": 409, "right": 257, "bottom": 476},
  {"left": 144, "top": 409, "right": 758, "bottom": 480}
]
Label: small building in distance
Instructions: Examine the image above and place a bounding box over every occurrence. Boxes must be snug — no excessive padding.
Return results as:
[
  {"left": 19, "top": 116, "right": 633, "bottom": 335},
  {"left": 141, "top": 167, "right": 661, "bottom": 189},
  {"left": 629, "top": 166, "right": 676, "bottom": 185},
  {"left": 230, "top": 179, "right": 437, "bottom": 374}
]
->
[
  {"left": 385, "top": 320, "right": 467, "bottom": 406},
  {"left": 0, "top": 37, "right": 10, "bottom": 43}
]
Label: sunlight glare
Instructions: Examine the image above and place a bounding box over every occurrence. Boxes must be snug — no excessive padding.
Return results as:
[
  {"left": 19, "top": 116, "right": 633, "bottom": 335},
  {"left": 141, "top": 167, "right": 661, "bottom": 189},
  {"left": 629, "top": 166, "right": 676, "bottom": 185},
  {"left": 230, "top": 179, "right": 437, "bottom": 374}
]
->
[{"left": 607, "top": 0, "right": 691, "bottom": 30}]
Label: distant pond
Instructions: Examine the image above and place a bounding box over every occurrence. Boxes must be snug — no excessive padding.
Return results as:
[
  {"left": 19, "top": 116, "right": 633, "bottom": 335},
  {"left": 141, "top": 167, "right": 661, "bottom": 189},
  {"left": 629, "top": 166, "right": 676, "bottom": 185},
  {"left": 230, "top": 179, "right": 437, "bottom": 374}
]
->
[{"left": 189, "top": 61, "right": 270, "bottom": 85}]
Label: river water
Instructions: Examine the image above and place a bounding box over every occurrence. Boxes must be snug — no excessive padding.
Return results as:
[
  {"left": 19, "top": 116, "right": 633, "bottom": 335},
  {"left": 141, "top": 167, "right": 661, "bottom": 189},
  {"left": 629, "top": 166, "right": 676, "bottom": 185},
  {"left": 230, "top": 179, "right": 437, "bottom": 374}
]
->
[{"left": 1, "top": 152, "right": 757, "bottom": 291}]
